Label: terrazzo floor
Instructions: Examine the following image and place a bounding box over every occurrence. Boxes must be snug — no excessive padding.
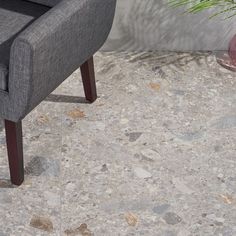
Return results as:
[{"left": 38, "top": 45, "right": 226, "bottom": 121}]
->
[{"left": 0, "top": 52, "right": 235, "bottom": 236}]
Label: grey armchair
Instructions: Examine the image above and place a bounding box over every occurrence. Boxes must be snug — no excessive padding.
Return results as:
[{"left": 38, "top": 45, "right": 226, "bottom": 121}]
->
[{"left": 0, "top": 0, "right": 116, "bottom": 185}]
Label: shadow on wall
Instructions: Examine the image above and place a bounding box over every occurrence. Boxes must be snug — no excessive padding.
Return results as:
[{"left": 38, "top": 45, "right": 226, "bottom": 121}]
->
[{"left": 104, "top": 0, "right": 236, "bottom": 51}]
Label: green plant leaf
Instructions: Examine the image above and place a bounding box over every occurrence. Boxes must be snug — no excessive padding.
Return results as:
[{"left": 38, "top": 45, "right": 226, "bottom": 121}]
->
[{"left": 169, "top": 0, "right": 236, "bottom": 18}]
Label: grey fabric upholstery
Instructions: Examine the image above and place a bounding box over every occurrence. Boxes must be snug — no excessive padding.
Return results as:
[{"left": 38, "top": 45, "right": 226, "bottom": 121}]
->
[
  {"left": 0, "top": 64, "right": 8, "bottom": 91},
  {"left": 27, "top": 0, "right": 61, "bottom": 7},
  {"left": 0, "top": 0, "right": 49, "bottom": 91},
  {"left": 0, "top": 0, "right": 116, "bottom": 122}
]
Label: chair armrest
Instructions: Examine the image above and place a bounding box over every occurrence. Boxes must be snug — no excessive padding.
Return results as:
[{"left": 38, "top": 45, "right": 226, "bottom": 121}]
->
[{"left": 8, "top": 0, "right": 116, "bottom": 121}]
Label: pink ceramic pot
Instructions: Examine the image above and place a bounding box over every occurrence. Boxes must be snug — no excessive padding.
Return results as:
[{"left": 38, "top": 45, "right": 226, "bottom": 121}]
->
[
  {"left": 216, "top": 34, "right": 236, "bottom": 72},
  {"left": 229, "top": 34, "right": 236, "bottom": 63}
]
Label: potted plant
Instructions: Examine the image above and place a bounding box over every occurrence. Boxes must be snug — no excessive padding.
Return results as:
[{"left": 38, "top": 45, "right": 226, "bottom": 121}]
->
[{"left": 170, "top": 0, "right": 236, "bottom": 71}]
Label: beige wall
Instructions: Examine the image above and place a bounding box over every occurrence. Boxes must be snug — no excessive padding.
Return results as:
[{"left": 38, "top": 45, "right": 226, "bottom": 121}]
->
[{"left": 104, "top": 0, "right": 236, "bottom": 51}]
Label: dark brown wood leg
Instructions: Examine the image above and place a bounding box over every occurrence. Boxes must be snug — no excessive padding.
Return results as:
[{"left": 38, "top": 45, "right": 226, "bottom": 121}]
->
[
  {"left": 5, "top": 120, "right": 24, "bottom": 186},
  {"left": 80, "top": 56, "right": 97, "bottom": 103}
]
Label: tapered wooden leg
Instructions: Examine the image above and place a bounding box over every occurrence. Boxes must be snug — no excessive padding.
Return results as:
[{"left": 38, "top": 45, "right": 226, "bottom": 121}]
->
[
  {"left": 80, "top": 56, "right": 97, "bottom": 103},
  {"left": 5, "top": 120, "right": 24, "bottom": 186}
]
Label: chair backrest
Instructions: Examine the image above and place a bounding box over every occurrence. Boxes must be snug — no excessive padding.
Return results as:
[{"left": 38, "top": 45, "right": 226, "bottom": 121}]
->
[{"left": 28, "top": 0, "right": 61, "bottom": 7}]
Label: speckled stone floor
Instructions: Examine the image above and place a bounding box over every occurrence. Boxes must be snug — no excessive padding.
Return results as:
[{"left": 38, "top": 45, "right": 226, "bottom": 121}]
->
[{"left": 0, "top": 52, "right": 236, "bottom": 236}]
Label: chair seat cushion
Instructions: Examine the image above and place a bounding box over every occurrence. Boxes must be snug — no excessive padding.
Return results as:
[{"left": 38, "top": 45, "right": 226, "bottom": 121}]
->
[
  {"left": 0, "top": 64, "right": 8, "bottom": 91},
  {"left": 0, "top": 0, "right": 49, "bottom": 91}
]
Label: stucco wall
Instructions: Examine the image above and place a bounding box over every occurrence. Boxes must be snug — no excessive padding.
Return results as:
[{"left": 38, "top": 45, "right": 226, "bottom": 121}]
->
[{"left": 104, "top": 0, "right": 236, "bottom": 51}]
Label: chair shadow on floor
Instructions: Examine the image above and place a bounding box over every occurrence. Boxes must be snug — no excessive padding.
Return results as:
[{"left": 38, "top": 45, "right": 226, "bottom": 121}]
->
[
  {"left": 0, "top": 179, "right": 15, "bottom": 188},
  {"left": 0, "top": 94, "right": 90, "bottom": 188},
  {"left": 45, "top": 94, "right": 89, "bottom": 104}
]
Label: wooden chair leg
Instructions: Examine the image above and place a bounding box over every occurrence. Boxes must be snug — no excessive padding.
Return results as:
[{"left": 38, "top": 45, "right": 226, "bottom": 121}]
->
[
  {"left": 5, "top": 120, "right": 24, "bottom": 186},
  {"left": 80, "top": 56, "right": 97, "bottom": 103}
]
